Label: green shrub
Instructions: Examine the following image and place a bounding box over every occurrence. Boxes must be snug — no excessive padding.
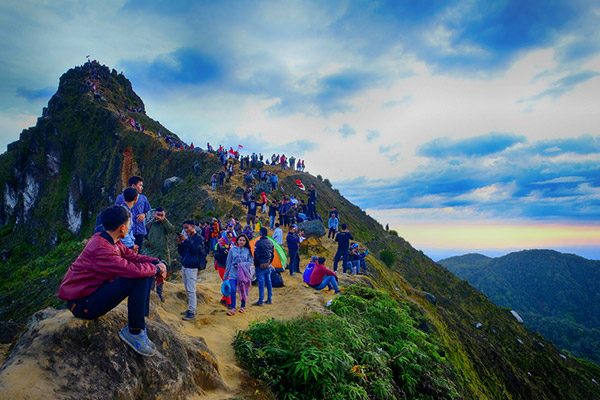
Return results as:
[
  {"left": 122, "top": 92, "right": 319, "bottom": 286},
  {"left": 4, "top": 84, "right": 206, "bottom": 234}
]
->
[
  {"left": 233, "top": 285, "right": 459, "bottom": 400},
  {"left": 380, "top": 249, "right": 396, "bottom": 267},
  {"left": 388, "top": 230, "right": 399, "bottom": 237}
]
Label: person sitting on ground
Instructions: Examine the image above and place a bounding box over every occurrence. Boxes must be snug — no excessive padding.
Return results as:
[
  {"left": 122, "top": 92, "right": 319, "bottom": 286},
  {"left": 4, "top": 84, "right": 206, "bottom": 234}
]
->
[
  {"left": 177, "top": 220, "right": 206, "bottom": 321},
  {"left": 308, "top": 257, "right": 340, "bottom": 294},
  {"left": 58, "top": 205, "right": 167, "bottom": 357},
  {"left": 348, "top": 243, "right": 370, "bottom": 275},
  {"left": 224, "top": 233, "right": 254, "bottom": 315},
  {"left": 252, "top": 227, "right": 275, "bottom": 306},
  {"left": 142, "top": 207, "right": 175, "bottom": 301},
  {"left": 303, "top": 255, "right": 318, "bottom": 286}
]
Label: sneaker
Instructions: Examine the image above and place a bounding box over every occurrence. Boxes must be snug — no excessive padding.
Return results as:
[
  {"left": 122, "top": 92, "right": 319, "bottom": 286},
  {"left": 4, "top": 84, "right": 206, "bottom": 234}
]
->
[
  {"left": 265, "top": 300, "right": 272, "bottom": 305},
  {"left": 182, "top": 311, "right": 195, "bottom": 321},
  {"left": 227, "top": 309, "right": 236, "bottom": 316},
  {"left": 158, "top": 293, "right": 165, "bottom": 302},
  {"left": 251, "top": 301, "right": 263, "bottom": 306},
  {"left": 239, "top": 307, "right": 246, "bottom": 313},
  {"left": 119, "top": 326, "right": 156, "bottom": 357},
  {"left": 124, "top": 325, "right": 156, "bottom": 351},
  {"left": 290, "top": 273, "right": 296, "bottom": 276},
  {"left": 180, "top": 309, "right": 190, "bottom": 315}
]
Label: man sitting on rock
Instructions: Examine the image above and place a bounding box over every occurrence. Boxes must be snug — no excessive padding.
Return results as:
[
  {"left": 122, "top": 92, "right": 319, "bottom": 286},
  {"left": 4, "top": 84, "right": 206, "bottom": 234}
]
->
[{"left": 58, "top": 205, "right": 167, "bottom": 357}]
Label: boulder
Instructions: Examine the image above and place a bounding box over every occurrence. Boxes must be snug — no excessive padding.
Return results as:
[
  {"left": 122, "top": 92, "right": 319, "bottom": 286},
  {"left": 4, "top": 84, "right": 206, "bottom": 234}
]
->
[
  {"left": 162, "top": 176, "right": 183, "bottom": 194},
  {"left": 0, "top": 307, "right": 225, "bottom": 399},
  {"left": 510, "top": 310, "right": 524, "bottom": 324},
  {"left": 192, "top": 161, "right": 202, "bottom": 176},
  {"left": 233, "top": 186, "right": 245, "bottom": 198},
  {"left": 297, "top": 220, "right": 326, "bottom": 238},
  {"left": 254, "top": 182, "right": 271, "bottom": 195},
  {"left": 424, "top": 292, "right": 437, "bottom": 305}
]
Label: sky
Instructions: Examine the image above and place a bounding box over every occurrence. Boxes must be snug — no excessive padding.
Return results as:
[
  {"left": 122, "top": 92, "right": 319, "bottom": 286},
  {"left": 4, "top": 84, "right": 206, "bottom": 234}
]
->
[{"left": 1, "top": 0, "right": 599, "bottom": 260}]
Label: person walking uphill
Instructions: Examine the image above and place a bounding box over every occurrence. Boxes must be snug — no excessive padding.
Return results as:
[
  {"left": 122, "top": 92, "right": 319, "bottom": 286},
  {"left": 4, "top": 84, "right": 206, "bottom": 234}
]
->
[
  {"left": 177, "top": 220, "right": 207, "bottom": 321},
  {"left": 307, "top": 183, "right": 317, "bottom": 220},
  {"left": 58, "top": 205, "right": 167, "bottom": 357},
  {"left": 253, "top": 227, "right": 274, "bottom": 306},
  {"left": 224, "top": 234, "right": 254, "bottom": 316}
]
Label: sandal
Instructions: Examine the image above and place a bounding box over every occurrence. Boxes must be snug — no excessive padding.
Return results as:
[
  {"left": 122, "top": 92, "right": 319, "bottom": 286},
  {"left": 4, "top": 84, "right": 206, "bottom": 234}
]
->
[
  {"left": 239, "top": 307, "right": 246, "bottom": 313},
  {"left": 227, "top": 309, "right": 236, "bottom": 316}
]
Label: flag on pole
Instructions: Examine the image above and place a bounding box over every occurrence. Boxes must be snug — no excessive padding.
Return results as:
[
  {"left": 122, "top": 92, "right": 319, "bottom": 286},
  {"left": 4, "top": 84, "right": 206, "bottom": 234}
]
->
[
  {"left": 295, "top": 180, "right": 305, "bottom": 190},
  {"left": 238, "top": 144, "right": 244, "bottom": 149},
  {"left": 86, "top": 55, "right": 90, "bottom": 59}
]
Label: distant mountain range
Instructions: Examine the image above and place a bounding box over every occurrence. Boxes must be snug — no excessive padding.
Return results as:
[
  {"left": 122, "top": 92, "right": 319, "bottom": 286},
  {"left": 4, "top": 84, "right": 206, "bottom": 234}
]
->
[{"left": 439, "top": 249, "right": 600, "bottom": 364}]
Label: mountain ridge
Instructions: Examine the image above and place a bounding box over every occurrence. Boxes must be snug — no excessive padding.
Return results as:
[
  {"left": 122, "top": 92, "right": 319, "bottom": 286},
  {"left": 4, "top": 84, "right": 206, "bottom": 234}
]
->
[
  {"left": 439, "top": 249, "right": 600, "bottom": 364},
  {"left": 1, "top": 62, "right": 600, "bottom": 399}
]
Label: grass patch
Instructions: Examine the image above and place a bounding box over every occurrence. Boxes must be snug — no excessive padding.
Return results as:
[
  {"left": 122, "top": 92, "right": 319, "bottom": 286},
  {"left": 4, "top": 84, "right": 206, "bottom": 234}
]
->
[{"left": 234, "top": 285, "right": 459, "bottom": 400}]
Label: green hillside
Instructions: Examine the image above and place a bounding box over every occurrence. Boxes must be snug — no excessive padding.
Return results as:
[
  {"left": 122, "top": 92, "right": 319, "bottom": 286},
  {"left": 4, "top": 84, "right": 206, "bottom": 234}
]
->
[
  {"left": 439, "top": 250, "right": 600, "bottom": 364},
  {"left": 1, "top": 63, "right": 600, "bottom": 399}
]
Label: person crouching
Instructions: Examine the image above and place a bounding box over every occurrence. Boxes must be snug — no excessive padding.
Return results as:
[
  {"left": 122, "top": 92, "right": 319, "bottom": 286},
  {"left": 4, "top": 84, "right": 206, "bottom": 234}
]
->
[{"left": 58, "top": 205, "right": 167, "bottom": 357}]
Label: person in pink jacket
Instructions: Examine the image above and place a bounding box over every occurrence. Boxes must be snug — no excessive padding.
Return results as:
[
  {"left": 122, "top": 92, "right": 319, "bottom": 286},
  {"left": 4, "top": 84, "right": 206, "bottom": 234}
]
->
[{"left": 58, "top": 205, "right": 167, "bottom": 357}]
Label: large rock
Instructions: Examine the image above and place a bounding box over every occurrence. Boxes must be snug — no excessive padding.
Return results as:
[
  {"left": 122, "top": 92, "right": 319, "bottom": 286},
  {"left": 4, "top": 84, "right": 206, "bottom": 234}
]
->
[
  {"left": 254, "top": 182, "right": 271, "bottom": 195},
  {"left": 162, "top": 176, "right": 183, "bottom": 194},
  {"left": 297, "top": 220, "right": 326, "bottom": 238},
  {"left": 0, "top": 307, "right": 225, "bottom": 399}
]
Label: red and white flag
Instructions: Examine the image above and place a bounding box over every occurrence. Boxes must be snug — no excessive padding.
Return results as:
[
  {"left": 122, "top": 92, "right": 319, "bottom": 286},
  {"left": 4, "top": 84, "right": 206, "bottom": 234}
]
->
[
  {"left": 238, "top": 144, "right": 244, "bottom": 149},
  {"left": 295, "top": 180, "right": 305, "bottom": 190}
]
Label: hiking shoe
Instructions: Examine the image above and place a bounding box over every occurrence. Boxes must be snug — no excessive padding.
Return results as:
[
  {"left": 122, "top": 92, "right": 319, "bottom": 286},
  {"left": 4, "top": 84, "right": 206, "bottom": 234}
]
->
[
  {"left": 251, "top": 301, "right": 263, "bottom": 306},
  {"left": 119, "top": 327, "right": 156, "bottom": 357},
  {"left": 182, "top": 311, "right": 195, "bottom": 321},
  {"left": 124, "top": 325, "right": 157, "bottom": 351}
]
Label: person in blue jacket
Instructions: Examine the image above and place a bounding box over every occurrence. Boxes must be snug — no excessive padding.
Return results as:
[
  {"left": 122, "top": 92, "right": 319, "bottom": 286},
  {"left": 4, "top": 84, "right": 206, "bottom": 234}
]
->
[{"left": 115, "top": 176, "right": 152, "bottom": 252}]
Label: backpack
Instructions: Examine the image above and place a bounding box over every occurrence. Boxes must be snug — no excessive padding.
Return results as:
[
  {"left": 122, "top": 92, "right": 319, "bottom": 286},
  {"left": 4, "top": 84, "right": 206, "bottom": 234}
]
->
[{"left": 271, "top": 271, "right": 284, "bottom": 288}]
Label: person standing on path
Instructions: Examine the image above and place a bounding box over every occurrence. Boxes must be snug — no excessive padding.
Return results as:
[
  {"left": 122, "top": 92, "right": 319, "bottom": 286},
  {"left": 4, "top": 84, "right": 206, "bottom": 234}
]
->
[
  {"left": 252, "top": 227, "right": 274, "bottom": 306},
  {"left": 142, "top": 207, "right": 175, "bottom": 301},
  {"left": 224, "top": 234, "right": 254, "bottom": 315},
  {"left": 286, "top": 225, "right": 303, "bottom": 276},
  {"left": 333, "top": 224, "right": 354, "bottom": 273},
  {"left": 307, "top": 183, "right": 317, "bottom": 220},
  {"left": 115, "top": 176, "right": 152, "bottom": 252},
  {"left": 177, "top": 220, "right": 206, "bottom": 321}
]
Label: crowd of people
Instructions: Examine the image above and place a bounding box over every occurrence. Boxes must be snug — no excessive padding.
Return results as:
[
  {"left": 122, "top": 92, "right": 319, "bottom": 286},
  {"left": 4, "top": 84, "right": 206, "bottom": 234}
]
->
[{"left": 58, "top": 62, "right": 368, "bottom": 357}]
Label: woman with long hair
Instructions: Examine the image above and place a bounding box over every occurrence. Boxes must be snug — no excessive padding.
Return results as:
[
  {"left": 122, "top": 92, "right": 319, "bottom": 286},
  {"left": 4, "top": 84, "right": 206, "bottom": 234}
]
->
[{"left": 224, "top": 233, "right": 253, "bottom": 315}]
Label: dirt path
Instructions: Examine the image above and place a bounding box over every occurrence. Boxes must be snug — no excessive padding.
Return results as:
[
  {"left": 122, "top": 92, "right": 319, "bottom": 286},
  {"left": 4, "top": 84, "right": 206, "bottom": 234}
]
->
[{"left": 156, "top": 254, "right": 338, "bottom": 399}]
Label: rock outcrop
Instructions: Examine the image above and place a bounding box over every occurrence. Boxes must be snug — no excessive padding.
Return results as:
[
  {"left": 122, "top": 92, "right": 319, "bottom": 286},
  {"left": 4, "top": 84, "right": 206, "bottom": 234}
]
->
[{"left": 0, "top": 307, "right": 225, "bottom": 399}]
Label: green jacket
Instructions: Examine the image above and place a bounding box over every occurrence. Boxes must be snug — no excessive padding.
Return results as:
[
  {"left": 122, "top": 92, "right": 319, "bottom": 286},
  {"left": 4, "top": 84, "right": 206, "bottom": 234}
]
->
[{"left": 143, "top": 218, "right": 176, "bottom": 264}]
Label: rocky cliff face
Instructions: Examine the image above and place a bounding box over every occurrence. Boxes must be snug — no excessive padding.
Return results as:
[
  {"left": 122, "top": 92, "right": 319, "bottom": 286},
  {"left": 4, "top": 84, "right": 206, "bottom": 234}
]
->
[{"left": 0, "top": 62, "right": 215, "bottom": 251}]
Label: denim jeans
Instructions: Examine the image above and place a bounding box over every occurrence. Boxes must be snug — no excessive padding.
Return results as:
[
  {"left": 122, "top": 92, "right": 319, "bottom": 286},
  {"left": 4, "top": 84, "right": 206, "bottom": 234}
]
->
[
  {"left": 269, "top": 215, "right": 276, "bottom": 230},
  {"left": 255, "top": 267, "right": 273, "bottom": 304},
  {"left": 68, "top": 276, "right": 153, "bottom": 330},
  {"left": 229, "top": 278, "right": 246, "bottom": 309},
  {"left": 313, "top": 276, "right": 339, "bottom": 292}
]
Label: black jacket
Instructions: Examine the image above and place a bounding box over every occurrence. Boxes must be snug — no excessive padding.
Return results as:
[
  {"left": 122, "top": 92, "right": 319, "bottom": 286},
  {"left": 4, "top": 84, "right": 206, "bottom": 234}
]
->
[
  {"left": 177, "top": 233, "right": 206, "bottom": 269},
  {"left": 254, "top": 236, "right": 275, "bottom": 264}
]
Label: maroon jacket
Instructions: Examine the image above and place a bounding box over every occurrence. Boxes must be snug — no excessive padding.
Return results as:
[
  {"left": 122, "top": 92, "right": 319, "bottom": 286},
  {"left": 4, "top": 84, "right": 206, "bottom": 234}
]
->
[
  {"left": 309, "top": 262, "right": 336, "bottom": 286},
  {"left": 58, "top": 232, "right": 158, "bottom": 301}
]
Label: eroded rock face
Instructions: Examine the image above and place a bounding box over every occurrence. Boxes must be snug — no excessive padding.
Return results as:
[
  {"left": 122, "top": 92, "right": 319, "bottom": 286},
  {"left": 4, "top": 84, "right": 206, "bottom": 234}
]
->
[{"left": 0, "top": 307, "right": 225, "bottom": 399}]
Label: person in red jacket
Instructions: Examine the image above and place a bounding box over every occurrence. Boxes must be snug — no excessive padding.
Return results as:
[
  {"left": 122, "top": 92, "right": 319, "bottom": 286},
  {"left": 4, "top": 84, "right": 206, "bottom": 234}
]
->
[
  {"left": 58, "top": 205, "right": 167, "bottom": 357},
  {"left": 308, "top": 257, "right": 340, "bottom": 294}
]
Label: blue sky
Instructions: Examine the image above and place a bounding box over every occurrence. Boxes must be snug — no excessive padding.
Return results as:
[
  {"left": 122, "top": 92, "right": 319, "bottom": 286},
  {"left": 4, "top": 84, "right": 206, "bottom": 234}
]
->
[{"left": 1, "top": 0, "right": 599, "bottom": 259}]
